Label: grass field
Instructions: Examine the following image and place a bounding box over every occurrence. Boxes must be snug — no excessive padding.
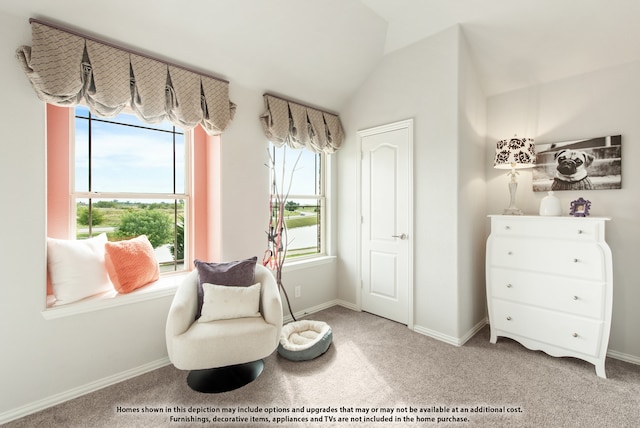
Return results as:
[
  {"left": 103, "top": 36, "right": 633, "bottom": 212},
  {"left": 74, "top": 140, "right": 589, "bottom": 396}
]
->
[{"left": 79, "top": 201, "right": 319, "bottom": 234}]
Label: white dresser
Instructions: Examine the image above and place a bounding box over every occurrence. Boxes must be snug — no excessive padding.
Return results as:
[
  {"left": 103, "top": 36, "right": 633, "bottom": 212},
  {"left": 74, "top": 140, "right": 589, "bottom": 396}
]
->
[{"left": 486, "top": 215, "right": 613, "bottom": 378}]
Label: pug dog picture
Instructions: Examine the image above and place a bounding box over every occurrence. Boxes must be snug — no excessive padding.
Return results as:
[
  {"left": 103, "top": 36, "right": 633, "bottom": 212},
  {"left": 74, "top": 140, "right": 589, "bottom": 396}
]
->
[
  {"left": 552, "top": 149, "right": 595, "bottom": 190},
  {"left": 532, "top": 135, "right": 622, "bottom": 192}
]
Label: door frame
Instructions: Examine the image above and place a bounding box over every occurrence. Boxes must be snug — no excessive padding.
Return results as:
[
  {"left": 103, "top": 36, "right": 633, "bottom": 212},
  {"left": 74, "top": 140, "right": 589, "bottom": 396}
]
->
[{"left": 356, "top": 119, "right": 414, "bottom": 330}]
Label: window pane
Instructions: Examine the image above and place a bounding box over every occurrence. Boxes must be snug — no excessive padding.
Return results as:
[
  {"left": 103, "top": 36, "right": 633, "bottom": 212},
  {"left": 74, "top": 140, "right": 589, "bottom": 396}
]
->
[
  {"left": 272, "top": 198, "right": 322, "bottom": 258},
  {"left": 271, "top": 145, "right": 320, "bottom": 196},
  {"left": 75, "top": 108, "right": 185, "bottom": 194},
  {"left": 75, "top": 118, "right": 89, "bottom": 192},
  {"left": 91, "top": 121, "right": 183, "bottom": 194},
  {"left": 75, "top": 105, "right": 90, "bottom": 118},
  {"left": 75, "top": 198, "right": 186, "bottom": 272}
]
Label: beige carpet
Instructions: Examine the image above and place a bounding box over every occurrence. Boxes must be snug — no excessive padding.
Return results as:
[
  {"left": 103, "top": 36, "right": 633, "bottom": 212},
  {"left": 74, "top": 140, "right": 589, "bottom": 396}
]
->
[{"left": 6, "top": 306, "right": 640, "bottom": 427}]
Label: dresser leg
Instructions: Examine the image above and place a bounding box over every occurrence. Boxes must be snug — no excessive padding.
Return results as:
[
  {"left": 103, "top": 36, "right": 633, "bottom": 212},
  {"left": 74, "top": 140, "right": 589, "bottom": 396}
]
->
[
  {"left": 595, "top": 362, "right": 607, "bottom": 379},
  {"left": 489, "top": 329, "right": 497, "bottom": 344}
]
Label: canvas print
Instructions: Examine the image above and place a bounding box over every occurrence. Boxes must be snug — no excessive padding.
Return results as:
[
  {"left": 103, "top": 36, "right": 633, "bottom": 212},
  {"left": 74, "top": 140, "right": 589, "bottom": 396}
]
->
[{"left": 532, "top": 135, "right": 622, "bottom": 191}]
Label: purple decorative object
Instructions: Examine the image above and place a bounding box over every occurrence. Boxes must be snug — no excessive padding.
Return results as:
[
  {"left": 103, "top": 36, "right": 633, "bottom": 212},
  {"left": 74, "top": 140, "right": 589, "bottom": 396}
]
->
[{"left": 569, "top": 197, "right": 591, "bottom": 217}]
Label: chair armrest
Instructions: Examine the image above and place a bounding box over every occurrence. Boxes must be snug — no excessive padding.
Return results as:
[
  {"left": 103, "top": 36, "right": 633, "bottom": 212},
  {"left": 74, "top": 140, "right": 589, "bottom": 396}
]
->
[
  {"left": 165, "top": 270, "right": 198, "bottom": 339},
  {"left": 257, "top": 265, "right": 283, "bottom": 329}
]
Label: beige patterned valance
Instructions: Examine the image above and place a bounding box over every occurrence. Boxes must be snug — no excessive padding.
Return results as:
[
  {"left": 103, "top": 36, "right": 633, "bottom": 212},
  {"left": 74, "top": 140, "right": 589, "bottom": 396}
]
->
[
  {"left": 16, "top": 19, "right": 235, "bottom": 135},
  {"left": 259, "top": 94, "right": 344, "bottom": 153}
]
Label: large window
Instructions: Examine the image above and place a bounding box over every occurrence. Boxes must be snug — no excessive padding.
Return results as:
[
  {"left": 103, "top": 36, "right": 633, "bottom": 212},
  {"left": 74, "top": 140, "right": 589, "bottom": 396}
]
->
[
  {"left": 73, "top": 106, "right": 189, "bottom": 273},
  {"left": 269, "top": 143, "right": 325, "bottom": 259}
]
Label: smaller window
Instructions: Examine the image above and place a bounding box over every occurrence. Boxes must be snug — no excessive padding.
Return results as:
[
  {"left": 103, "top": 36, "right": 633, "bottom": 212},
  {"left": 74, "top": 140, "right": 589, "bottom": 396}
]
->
[{"left": 268, "top": 144, "right": 325, "bottom": 260}]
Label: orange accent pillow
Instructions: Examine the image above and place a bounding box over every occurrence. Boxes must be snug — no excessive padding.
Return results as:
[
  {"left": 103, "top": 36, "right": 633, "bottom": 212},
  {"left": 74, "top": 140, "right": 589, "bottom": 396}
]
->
[{"left": 104, "top": 235, "right": 160, "bottom": 294}]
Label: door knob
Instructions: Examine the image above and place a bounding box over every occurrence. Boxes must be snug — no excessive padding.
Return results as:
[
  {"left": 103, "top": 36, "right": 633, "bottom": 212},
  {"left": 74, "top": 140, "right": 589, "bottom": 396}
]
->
[{"left": 392, "top": 233, "right": 408, "bottom": 240}]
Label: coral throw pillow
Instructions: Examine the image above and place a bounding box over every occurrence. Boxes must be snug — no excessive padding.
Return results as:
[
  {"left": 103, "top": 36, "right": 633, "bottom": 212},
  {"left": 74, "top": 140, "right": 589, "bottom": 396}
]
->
[{"left": 105, "top": 235, "right": 160, "bottom": 294}]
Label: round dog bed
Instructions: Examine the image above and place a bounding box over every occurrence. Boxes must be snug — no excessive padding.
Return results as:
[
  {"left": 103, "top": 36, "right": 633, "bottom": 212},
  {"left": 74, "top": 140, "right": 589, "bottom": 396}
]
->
[{"left": 277, "top": 320, "right": 332, "bottom": 361}]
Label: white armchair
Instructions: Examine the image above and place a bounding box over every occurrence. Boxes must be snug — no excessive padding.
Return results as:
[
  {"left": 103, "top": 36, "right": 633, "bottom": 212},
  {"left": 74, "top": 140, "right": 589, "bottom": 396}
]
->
[{"left": 166, "top": 264, "right": 283, "bottom": 392}]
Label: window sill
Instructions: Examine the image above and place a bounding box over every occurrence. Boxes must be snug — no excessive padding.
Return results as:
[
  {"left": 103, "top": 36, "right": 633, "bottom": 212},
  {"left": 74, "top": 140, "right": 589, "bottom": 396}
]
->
[
  {"left": 281, "top": 255, "right": 336, "bottom": 273},
  {"left": 42, "top": 272, "right": 187, "bottom": 320}
]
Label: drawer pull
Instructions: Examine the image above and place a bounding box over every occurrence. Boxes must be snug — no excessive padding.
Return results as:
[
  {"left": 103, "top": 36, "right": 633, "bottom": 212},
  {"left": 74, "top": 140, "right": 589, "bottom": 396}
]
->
[
  {"left": 573, "top": 258, "right": 579, "bottom": 263},
  {"left": 508, "top": 251, "right": 513, "bottom": 256},
  {"left": 506, "top": 283, "right": 513, "bottom": 288},
  {"left": 505, "top": 226, "right": 511, "bottom": 230},
  {"left": 573, "top": 295, "right": 579, "bottom": 301},
  {"left": 572, "top": 333, "right": 579, "bottom": 338},
  {"left": 506, "top": 316, "right": 512, "bottom": 321},
  {"left": 578, "top": 229, "right": 584, "bottom": 235}
]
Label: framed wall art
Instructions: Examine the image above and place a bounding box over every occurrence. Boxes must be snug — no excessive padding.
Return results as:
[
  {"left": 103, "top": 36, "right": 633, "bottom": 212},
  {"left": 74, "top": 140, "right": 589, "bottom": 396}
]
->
[{"left": 532, "top": 135, "right": 622, "bottom": 192}]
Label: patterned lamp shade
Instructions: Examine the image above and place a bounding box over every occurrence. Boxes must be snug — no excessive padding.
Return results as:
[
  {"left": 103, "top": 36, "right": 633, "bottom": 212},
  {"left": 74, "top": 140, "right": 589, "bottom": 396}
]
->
[{"left": 494, "top": 136, "right": 536, "bottom": 169}]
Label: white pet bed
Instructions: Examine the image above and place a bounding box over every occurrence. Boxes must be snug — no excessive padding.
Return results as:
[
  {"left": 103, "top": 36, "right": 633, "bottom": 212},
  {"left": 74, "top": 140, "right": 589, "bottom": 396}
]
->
[{"left": 277, "top": 320, "right": 333, "bottom": 361}]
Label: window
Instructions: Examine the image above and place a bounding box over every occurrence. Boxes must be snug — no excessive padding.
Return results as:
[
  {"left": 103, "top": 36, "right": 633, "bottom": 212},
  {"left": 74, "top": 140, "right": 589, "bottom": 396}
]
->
[
  {"left": 269, "top": 143, "right": 325, "bottom": 259},
  {"left": 73, "top": 106, "right": 189, "bottom": 273}
]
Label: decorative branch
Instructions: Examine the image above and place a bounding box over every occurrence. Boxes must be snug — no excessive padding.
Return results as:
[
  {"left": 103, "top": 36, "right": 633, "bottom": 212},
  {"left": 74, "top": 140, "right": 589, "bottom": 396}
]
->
[{"left": 264, "top": 145, "right": 303, "bottom": 322}]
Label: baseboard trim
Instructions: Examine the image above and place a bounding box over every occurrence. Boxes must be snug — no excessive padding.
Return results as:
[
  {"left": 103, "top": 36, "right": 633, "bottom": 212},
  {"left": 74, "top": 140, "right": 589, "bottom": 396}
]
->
[
  {"left": 0, "top": 357, "right": 171, "bottom": 425},
  {"left": 335, "top": 299, "right": 360, "bottom": 312},
  {"left": 607, "top": 349, "right": 640, "bottom": 366},
  {"left": 282, "top": 299, "right": 361, "bottom": 324},
  {"left": 459, "top": 318, "right": 489, "bottom": 346},
  {"left": 413, "top": 318, "right": 488, "bottom": 347},
  {"left": 283, "top": 300, "right": 342, "bottom": 323}
]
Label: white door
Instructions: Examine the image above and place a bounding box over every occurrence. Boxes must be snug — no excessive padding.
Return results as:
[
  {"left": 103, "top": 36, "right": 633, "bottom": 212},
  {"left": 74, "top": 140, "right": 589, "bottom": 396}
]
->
[{"left": 359, "top": 120, "right": 413, "bottom": 325}]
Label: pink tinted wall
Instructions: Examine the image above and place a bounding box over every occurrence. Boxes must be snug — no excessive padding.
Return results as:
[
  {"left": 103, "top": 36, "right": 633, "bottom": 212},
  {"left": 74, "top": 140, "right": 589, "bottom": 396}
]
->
[{"left": 46, "top": 104, "right": 71, "bottom": 240}]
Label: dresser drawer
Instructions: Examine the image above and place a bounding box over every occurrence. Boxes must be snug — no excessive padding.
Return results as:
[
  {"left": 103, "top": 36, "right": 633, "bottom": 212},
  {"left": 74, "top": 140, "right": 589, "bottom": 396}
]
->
[
  {"left": 491, "top": 217, "right": 600, "bottom": 241},
  {"left": 491, "top": 300, "right": 603, "bottom": 357},
  {"left": 490, "top": 237, "right": 606, "bottom": 280},
  {"left": 489, "top": 268, "right": 605, "bottom": 319}
]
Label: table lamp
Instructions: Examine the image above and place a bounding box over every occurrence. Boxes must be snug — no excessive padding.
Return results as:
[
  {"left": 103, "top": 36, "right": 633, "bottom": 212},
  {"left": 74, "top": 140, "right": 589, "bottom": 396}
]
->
[{"left": 494, "top": 136, "right": 536, "bottom": 215}]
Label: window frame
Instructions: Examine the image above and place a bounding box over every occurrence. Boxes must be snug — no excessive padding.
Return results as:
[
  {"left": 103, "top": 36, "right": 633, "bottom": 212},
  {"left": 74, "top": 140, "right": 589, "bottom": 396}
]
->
[
  {"left": 268, "top": 143, "right": 327, "bottom": 261},
  {"left": 70, "top": 106, "right": 192, "bottom": 274},
  {"left": 44, "top": 104, "right": 217, "bottom": 317}
]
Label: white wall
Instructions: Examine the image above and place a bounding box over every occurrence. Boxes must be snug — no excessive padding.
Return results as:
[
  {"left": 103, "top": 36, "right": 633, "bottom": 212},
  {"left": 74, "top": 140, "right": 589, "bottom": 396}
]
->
[
  {"left": 0, "top": 10, "right": 337, "bottom": 421},
  {"left": 485, "top": 61, "right": 640, "bottom": 362},
  {"left": 456, "top": 34, "right": 488, "bottom": 339},
  {"left": 338, "top": 26, "right": 487, "bottom": 343}
]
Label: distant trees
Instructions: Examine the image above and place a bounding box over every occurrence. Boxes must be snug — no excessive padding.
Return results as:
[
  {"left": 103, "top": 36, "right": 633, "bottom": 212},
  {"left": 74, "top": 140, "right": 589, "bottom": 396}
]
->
[
  {"left": 169, "top": 215, "right": 184, "bottom": 261},
  {"left": 114, "top": 209, "right": 172, "bottom": 248},
  {"left": 285, "top": 201, "right": 300, "bottom": 212},
  {"left": 77, "top": 207, "right": 105, "bottom": 226}
]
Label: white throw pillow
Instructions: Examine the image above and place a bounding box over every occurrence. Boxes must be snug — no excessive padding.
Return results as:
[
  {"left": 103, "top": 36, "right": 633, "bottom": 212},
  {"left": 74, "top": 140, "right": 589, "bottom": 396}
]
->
[
  {"left": 198, "top": 282, "right": 262, "bottom": 322},
  {"left": 47, "top": 233, "right": 112, "bottom": 305}
]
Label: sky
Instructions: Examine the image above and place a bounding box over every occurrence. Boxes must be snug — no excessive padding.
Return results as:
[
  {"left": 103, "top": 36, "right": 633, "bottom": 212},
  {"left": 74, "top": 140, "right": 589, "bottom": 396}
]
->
[
  {"left": 270, "top": 144, "right": 321, "bottom": 199},
  {"left": 74, "top": 105, "right": 185, "bottom": 195},
  {"left": 74, "top": 105, "right": 321, "bottom": 202}
]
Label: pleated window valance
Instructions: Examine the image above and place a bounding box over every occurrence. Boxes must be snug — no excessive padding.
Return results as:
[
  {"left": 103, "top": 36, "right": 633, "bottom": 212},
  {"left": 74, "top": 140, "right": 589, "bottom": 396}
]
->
[
  {"left": 259, "top": 94, "right": 344, "bottom": 153},
  {"left": 16, "top": 19, "right": 235, "bottom": 135}
]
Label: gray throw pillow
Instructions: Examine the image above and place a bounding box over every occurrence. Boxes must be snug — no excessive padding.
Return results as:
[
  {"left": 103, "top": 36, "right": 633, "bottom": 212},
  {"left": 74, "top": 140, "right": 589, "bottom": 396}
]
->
[{"left": 193, "top": 257, "right": 257, "bottom": 319}]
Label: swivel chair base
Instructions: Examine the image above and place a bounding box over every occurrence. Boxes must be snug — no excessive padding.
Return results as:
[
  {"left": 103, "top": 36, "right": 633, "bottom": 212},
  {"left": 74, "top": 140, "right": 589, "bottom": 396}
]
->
[{"left": 187, "top": 360, "right": 264, "bottom": 393}]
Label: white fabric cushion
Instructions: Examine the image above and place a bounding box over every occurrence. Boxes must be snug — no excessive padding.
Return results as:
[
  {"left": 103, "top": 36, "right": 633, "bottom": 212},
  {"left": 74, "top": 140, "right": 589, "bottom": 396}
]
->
[
  {"left": 198, "top": 282, "right": 262, "bottom": 322},
  {"left": 279, "top": 320, "right": 332, "bottom": 351},
  {"left": 47, "top": 233, "right": 112, "bottom": 305}
]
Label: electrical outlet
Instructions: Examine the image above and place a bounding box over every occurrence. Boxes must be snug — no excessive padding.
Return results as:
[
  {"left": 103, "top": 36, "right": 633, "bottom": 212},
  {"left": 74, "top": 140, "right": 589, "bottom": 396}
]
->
[{"left": 295, "top": 285, "right": 301, "bottom": 298}]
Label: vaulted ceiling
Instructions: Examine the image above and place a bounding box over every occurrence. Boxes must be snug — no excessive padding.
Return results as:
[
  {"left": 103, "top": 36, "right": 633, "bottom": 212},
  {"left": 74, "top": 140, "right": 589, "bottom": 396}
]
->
[{"left": 3, "top": 0, "right": 640, "bottom": 111}]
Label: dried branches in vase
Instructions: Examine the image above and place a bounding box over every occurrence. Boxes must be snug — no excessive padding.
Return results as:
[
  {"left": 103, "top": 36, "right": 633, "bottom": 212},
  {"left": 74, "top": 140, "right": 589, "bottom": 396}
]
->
[{"left": 263, "top": 146, "right": 303, "bottom": 322}]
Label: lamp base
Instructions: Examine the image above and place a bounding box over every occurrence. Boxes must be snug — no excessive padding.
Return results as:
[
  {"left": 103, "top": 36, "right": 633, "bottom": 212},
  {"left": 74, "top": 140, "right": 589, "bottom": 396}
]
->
[
  {"left": 503, "top": 207, "right": 524, "bottom": 215},
  {"left": 502, "top": 168, "right": 525, "bottom": 216}
]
